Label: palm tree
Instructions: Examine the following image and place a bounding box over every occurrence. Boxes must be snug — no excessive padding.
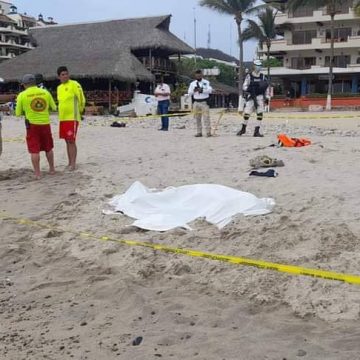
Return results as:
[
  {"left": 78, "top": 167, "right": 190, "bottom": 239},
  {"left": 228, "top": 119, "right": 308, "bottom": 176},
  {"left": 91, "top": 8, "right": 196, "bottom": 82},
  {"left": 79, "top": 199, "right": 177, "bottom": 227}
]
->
[
  {"left": 355, "top": 0, "right": 360, "bottom": 15},
  {"left": 199, "top": 0, "right": 261, "bottom": 101},
  {"left": 242, "top": 7, "right": 292, "bottom": 79},
  {"left": 287, "top": 0, "right": 346, "bottom": 110}
]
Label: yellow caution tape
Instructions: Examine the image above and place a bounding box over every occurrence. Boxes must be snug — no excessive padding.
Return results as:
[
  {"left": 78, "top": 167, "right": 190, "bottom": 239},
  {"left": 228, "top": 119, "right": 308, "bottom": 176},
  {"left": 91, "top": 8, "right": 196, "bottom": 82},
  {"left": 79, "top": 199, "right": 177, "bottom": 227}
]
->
[
  {"left": 86, "top": 112, "right": 360, "bottom": 127},
  {"left": 84, "top": 110, "right": 218, "bottom": 126},
  {"left": 1, "top": 211, "right": 360, "bottom": 285},
  {"left": 2, "top": 137, "right": 24, "bottom": 143},
  {"left": 265, "top": 114, "right": 360, "bottom": 120},
  {"left": 104, "top": 111, "right": 360, "bottom": 122}
]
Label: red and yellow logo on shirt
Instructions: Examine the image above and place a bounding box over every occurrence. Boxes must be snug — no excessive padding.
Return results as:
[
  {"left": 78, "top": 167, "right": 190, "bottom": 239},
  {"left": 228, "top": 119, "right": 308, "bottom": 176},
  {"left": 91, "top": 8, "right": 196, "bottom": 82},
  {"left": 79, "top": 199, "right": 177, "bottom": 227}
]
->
[{"left": 30, "top": 98, "right": 47, "bottom": 112}]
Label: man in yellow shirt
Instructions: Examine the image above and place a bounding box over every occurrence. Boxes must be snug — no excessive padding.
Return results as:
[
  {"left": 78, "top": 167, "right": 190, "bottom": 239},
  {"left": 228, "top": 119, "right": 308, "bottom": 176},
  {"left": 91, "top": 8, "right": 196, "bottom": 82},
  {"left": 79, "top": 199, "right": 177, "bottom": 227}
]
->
[
  {"left": 16, "top": 74, "right": 57, "bottom": 179},
  {"left": 57, "top": 66, "right": 85, "bottom": 171}
]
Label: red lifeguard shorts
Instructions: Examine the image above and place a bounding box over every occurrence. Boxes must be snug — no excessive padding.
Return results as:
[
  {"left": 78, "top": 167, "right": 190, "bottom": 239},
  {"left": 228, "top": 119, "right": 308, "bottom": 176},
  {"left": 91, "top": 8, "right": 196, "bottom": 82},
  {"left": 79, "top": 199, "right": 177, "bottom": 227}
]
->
[
  {"left": 59, "top": 121, "right": 79, "bottom": 142},
  {"left": 26, "top": 124, "right": 54, "bottom": 154}
]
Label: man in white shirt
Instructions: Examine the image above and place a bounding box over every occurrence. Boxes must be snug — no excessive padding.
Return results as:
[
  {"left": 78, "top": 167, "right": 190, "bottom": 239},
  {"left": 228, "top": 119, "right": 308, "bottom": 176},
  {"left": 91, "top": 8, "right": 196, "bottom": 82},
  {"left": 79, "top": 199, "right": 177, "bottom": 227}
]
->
[
  {"left": 154, "top": 77, "right": 171, "bottom": 131},
  {"left": 188, "top": 70, "right": 213, "bottom": 137}
]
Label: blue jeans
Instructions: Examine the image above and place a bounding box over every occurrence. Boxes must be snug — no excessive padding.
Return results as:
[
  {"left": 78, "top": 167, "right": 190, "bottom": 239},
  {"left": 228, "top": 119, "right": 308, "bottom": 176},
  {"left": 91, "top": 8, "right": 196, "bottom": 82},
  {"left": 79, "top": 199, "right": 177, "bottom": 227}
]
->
[{"left": 158, "top": 100, "right": 170, "bottom": 130}]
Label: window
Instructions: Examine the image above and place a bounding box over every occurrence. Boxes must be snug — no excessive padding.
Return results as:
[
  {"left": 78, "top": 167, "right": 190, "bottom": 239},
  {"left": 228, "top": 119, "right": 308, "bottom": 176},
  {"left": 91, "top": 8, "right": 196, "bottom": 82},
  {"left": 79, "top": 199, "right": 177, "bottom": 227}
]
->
[
  {"left": 357, "top": 57, "right": 360, "bottom": 64},
  {"left": 325, "top": 55, "right": 350, "bottom": 67},
  {"left": 333, "top": 81, "right": 351, "bottom": 93},
  {"left": 291, "top": 6, "right": 316, "bottom": 17},
  {"left": 291, "top": 57, "right": 316, "bottom": 69},
  {"left": 292, "top": 30, "right": 317, "bottom": 44},
  {"left": 325, "top": 28, "right": 352, "bottom": 42}
]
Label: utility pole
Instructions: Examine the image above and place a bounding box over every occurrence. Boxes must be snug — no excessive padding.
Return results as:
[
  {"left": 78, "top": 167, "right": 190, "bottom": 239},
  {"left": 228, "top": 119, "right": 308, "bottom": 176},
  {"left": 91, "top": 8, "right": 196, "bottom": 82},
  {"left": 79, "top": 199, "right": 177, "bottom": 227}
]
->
[
  {"left": 193, "top": 7, "right": 197, "bottom": 65},
  {"left": 207, "top": 24, "right": 211, "bottom": 49}
]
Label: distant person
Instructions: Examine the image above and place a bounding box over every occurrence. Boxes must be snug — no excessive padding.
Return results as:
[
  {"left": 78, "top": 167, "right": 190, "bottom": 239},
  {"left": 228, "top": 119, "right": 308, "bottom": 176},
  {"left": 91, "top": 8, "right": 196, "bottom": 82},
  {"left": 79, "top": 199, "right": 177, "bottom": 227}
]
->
[
  {"left": 0, "top": 108, "right": 2, "bottom": 157},
  {"left": 15, "top": 74, "right": 57, "bottom": 179},
  {"left": 237, "top": 60, "right": 269, "bottom": 137},
  {"left": 57, "top": 66, "right": 85, "bottom": 171},
  {"left": 35, "top": 73, "right": 46, "bottom": 89},
  {"left": 154, "top": 77, "right": 171, "bottom": 131},
  {"left": 0, "top": 77, "right": 4, "bottom": 157},
  {"left": 290, "top": 87, "right": 296, "bottom": 99},
  {"left": 284, "top": 90, "right": 291, "bottom": 107},
  {"left": 188, "top": 69, "right": 213, "bottom": 137}
]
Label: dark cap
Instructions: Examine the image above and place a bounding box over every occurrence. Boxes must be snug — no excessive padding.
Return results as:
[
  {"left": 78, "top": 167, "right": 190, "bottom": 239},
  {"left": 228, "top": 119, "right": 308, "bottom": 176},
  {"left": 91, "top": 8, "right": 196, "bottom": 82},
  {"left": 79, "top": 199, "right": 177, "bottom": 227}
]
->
[{"left": 35, "top": 73, "right": 44, "bottom": 84}]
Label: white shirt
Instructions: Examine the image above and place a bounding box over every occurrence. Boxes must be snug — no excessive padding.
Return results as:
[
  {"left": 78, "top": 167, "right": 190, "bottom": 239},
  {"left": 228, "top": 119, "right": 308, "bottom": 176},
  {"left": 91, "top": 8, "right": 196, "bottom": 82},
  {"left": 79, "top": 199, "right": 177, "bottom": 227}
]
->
[
  {"left": 154, "top": 83, "right": 171, "bottom": 101},
  {"left": 188, "top": 78, "right": 212, "bottom": 100}
]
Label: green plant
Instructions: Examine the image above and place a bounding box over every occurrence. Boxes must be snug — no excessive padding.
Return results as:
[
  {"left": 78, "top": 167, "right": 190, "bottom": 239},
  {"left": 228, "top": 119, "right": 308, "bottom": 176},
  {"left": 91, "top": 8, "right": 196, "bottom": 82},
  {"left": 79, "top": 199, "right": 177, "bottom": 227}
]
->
[
  {"left": 262, "top": 57, "right": 283, "bottom": 67},
  {"left": 355, "top": 0, "right": 360, "bottom": 16},
  {"left": 171, "top": 83, "right": 188, "bottom": 102}
]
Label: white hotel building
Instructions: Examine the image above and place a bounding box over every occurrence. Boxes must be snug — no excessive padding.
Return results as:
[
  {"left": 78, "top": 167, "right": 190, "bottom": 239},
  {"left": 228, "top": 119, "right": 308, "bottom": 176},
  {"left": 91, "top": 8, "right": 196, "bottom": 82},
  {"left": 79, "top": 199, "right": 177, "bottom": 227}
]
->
[
  {"left": 0, "top": 1, "right": 56, "bottom": 62},
  {"left": 259, "top": 0, "right": 360, "bottom": 96}
]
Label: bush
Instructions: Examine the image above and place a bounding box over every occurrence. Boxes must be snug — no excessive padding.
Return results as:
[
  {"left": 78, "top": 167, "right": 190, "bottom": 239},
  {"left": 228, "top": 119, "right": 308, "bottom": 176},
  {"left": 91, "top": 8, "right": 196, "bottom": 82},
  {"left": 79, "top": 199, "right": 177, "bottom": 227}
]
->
[{"left": 263, "top": 58, "right": 283, "bottom": 68}]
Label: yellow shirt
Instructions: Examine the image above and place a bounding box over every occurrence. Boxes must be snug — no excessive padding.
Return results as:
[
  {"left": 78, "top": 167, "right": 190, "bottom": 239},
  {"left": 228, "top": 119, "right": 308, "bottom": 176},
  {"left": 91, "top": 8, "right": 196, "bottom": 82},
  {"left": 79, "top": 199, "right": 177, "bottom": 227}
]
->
[
  {"left": 16, "top": 86, "right": 57, "bottom": 125},
  {"left": 57, "top": 79, "right": 85, "bottom": 122}
]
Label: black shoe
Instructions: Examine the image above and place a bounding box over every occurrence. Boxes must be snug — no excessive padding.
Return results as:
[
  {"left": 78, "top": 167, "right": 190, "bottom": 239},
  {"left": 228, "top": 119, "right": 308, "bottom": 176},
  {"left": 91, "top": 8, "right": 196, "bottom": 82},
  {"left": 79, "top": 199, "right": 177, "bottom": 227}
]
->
[
  {"left": 236, "top": 124, "right": 247, "bottom": 136},
  {"left": 158, "top": 128, "right": 168, "bottom": 131},
  {"left": 195, "top": 133, "right": 202, "bottom": 137},
  {"left": 254, "top": 126, "right": 264, "bottom": 137}
]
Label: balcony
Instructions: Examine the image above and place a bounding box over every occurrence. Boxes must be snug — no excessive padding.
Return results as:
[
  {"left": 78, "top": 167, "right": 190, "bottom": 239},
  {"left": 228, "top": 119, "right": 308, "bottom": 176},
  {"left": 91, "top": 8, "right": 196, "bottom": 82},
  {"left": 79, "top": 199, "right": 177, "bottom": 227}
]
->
[
  {"left": 0, "top": 53, "right": 16, "bottom": 60},
  {"left": 0, "top": 25, "right": 28, "bottom": 35},
  {"left": 275, "top": 7, "right": 357, "bottom": 25},
  {"left": 140, "top": 57, "right": 177, "bottom": 73},
  {"left": 0, "top": 39, "right": 34, "bottom": 49},
  {"left": 266, "top": 35, "right": 360, "bottom": 53}
]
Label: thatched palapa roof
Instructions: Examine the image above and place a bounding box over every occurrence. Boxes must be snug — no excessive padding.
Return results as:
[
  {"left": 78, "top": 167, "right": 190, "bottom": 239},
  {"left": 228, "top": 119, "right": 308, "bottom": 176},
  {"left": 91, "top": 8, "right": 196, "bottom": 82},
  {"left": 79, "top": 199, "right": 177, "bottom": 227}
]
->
[
  {"left": 0, "top": 15, "right": 194, "bottom": 83},
  {"left": 196, "top": 48, "right": 239, "bottom": 65}
]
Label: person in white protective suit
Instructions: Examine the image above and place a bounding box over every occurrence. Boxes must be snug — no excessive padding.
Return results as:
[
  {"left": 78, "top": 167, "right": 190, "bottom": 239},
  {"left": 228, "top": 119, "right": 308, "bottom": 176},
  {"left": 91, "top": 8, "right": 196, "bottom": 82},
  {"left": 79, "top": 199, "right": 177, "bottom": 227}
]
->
[{"left": 237, "top": 59, "right": 269, "bottom": 137}]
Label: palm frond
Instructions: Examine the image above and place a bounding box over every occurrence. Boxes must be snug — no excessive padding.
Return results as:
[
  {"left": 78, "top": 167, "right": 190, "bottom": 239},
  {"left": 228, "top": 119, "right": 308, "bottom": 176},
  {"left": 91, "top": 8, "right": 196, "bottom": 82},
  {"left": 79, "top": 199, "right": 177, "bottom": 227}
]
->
[
  {"left": 354, "top": 0, "right": 360, "bottom": 16},
  {"left": 242, "top": 19, "right": 266, "bottom": 41},
  {"left": 200, "top": 0, "right": 258, "bottom": 15},
  {"left": 286, "top": 0, "right": 329, "bottom": 12},
  {"left": 199, "top": 0, "right": 235, "bottom": 15}
]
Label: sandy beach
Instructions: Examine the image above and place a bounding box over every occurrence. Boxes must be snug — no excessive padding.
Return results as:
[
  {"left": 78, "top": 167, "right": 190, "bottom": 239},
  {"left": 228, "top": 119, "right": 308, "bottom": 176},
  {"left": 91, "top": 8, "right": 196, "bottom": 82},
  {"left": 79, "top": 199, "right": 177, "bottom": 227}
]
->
[{"left": 1, "top": 110, "right": 360, "bottom": 359}]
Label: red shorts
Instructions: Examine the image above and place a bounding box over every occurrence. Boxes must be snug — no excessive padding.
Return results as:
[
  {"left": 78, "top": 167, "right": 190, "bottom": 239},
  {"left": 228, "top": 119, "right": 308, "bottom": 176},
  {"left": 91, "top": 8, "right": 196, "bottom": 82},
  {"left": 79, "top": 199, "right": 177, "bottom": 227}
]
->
[
  {"left": 26, "top": 124, "right": 54, "bottom": 154},
  {"left": 59, "top": 121, "right": 79, "bottom": 142}
]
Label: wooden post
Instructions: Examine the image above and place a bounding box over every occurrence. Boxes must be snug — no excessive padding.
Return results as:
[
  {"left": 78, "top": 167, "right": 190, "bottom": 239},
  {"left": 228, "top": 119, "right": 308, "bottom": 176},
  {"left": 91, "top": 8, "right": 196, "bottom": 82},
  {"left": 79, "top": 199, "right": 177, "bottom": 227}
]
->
[
  {"left": 149, "top": 48, "right": 153, "bottom": 93},
  {"left": 108, "top": 79, "right": 112, "bottom": 113}
]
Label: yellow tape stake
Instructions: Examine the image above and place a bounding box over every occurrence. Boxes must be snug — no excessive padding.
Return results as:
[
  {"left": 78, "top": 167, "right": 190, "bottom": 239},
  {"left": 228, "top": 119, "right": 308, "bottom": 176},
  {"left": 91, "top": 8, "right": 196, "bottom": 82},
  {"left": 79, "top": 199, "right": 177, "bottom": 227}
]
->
[{"left": 1, "top": 212, "right": 360, "bottom": 285}]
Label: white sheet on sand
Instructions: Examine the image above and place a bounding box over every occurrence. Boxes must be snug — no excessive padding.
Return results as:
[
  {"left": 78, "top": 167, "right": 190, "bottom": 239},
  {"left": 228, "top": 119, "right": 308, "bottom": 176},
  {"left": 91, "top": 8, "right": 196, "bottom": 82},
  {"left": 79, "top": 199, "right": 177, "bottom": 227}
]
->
[{"left": 104, "top": 181, "right": 275, "bottom": 231}]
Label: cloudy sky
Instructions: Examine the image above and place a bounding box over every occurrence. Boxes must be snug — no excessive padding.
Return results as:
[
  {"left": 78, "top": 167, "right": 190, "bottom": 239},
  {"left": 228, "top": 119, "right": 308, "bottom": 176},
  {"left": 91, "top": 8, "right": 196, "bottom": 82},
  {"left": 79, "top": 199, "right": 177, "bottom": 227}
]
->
[{"left": 14, "top": 0, "right": 257, "bottom": 60}]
